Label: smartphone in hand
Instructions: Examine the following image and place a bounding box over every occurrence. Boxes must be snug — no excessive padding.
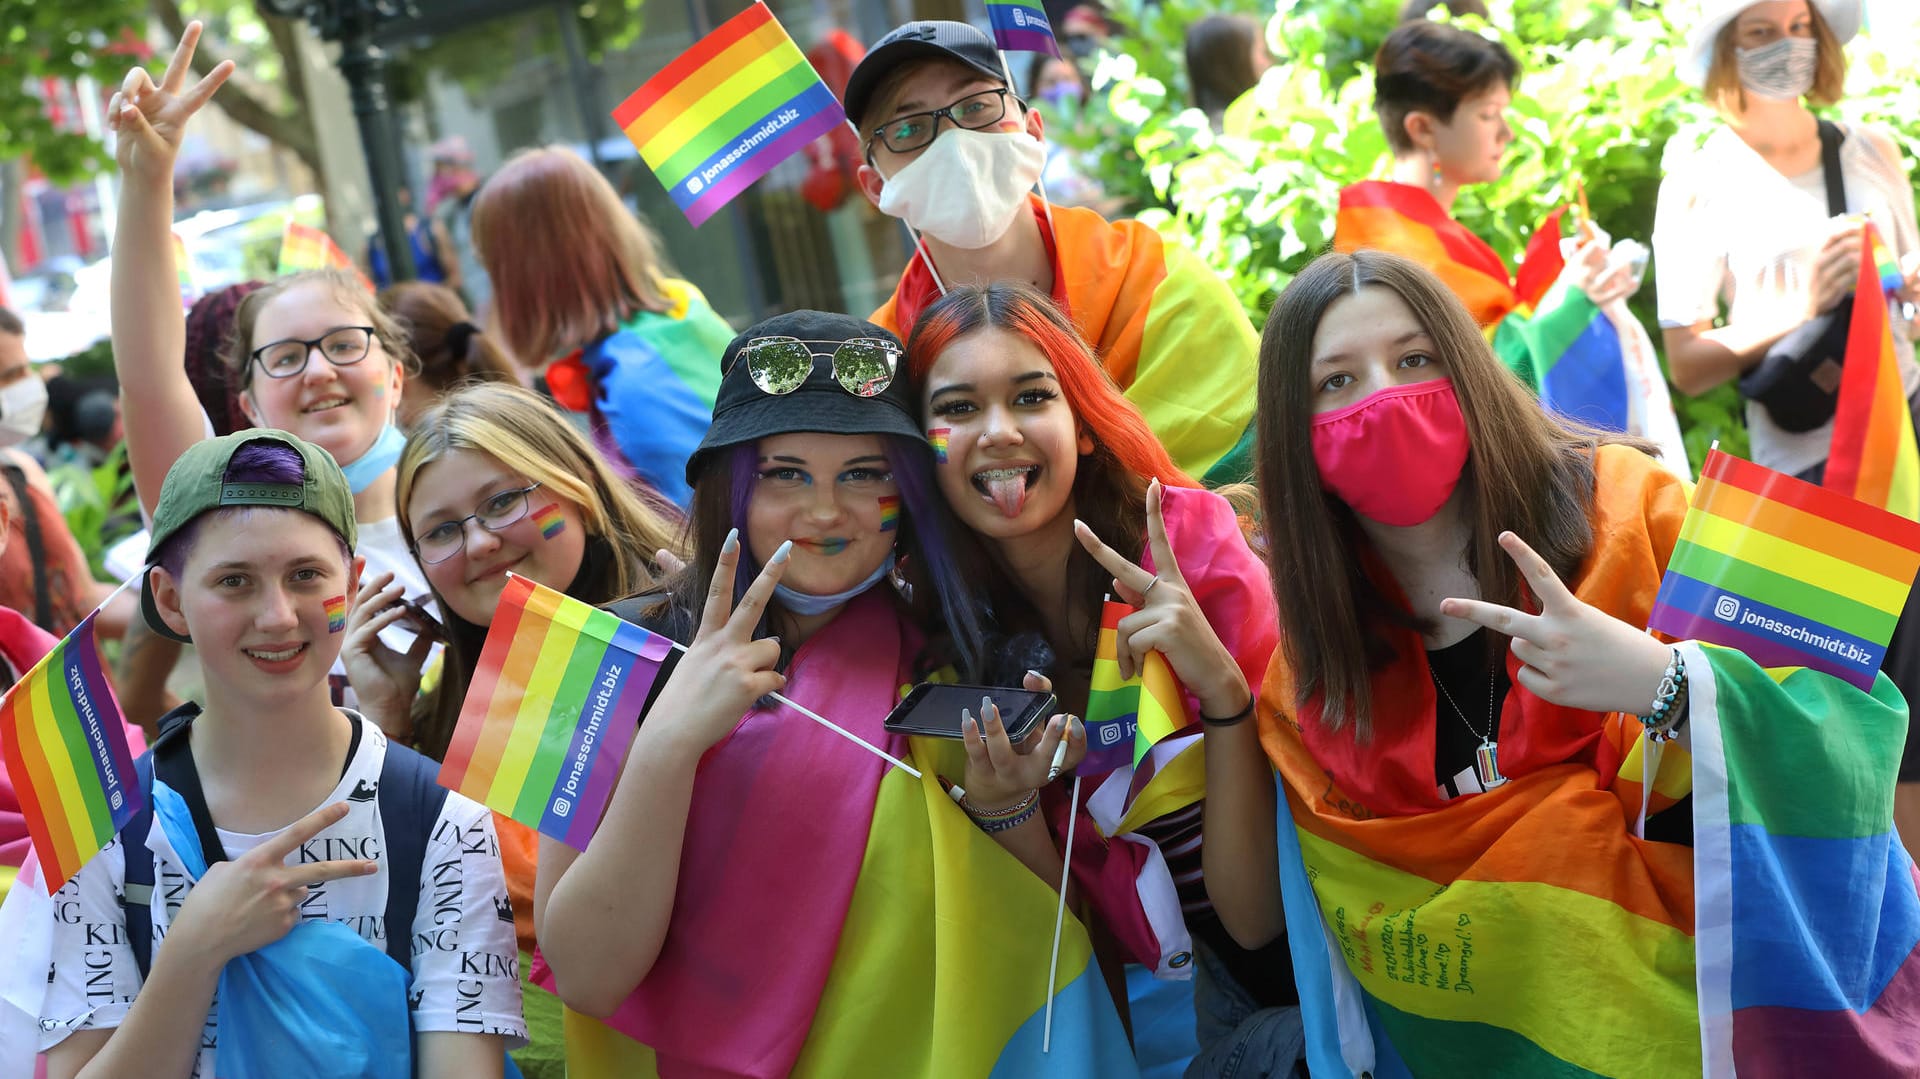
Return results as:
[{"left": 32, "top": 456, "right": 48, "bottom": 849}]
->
[{"left": 883, "top": 682, "right": 1056, "bottom": 743}]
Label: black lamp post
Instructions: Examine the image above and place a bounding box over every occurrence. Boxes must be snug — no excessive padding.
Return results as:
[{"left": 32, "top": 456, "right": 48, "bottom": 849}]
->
[{"left": 262, "top": 0, "right": 419, "bottom": 281}]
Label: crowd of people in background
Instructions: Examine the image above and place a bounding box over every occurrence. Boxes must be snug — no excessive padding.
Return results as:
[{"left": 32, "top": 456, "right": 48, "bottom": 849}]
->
[{"left": 0, "top": 0, "right": 1916, "bottom": 1076}]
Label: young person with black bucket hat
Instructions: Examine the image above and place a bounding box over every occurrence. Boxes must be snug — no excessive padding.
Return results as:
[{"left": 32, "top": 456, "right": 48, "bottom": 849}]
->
[
  {"left": 533, "top": 312, "right": 1144, "bottom": 1077},
  {"left": 844, "top": 20, "right": 1261, "bottom": 486},
  {"left": 3, "top": 430, "right": 525, "bottom": 1079}
]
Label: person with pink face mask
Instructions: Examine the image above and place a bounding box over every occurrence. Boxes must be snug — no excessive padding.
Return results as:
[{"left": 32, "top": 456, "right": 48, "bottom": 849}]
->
[
  {"left": 845, "top": 20, "right": 1260, "bottom": 486},
  {"left": 1206, "top": 249, "right": 1914, "bottom": 1074}
]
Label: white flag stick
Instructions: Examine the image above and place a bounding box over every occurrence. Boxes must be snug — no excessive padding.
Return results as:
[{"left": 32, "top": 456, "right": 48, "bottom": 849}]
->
[
  {"left": 1042, "top": 770, "right": 1082, "bottom": 1052},
  {"left": 662, "top": 638, "right": 921, "bottom": 778}
]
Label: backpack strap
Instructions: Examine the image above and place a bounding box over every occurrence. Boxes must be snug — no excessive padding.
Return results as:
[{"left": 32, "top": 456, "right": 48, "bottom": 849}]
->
[
  {"left": 1817, "top": 119, "right": 1848, "bottom": 219},
  {"left": 1, "top": 464, "right": 52, "bottom": 630},
  {"left": 375, "top": 737, "right": 450, "bottom": 974}
]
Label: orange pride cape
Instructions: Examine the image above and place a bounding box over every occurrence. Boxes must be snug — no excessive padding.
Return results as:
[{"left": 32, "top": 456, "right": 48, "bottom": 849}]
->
[
  {"left": 872, "top": 198, "right": 1260, "bottom": 485},
  {"left": 1258, "top": 445, "right": 1705, "bottom": 1076}
]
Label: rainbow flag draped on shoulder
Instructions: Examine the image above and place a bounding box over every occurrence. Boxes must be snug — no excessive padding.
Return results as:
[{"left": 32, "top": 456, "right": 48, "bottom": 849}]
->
[
  {"left": 1827, "top": 220, "right": 1920, "bottom": 521},
  {"left": 1263, "top": 446, "right": 1920, "bottom": 1076},
  {"left": 0, "top": 611, "right": 142, "bottom": 893},
  {"left": 613, "top": 2, "right": 846, "bottom": 227},
  {"left": 1084, "top": 598, "right": 1203, "bottom": 838},
  {"left": 1334, "top": 181, "right": 1687, "bottom": 470},
  {"left": 532, "top": 593, "right": 1137, "bottom": 1078}
]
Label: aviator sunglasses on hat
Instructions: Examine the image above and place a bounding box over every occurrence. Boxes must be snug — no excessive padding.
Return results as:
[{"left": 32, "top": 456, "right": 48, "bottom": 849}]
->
[{"left": 737, "top": 336, "right": 901, "bottom": 398}]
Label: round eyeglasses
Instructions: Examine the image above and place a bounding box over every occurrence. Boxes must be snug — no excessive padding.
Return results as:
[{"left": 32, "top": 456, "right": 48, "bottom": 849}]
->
[
  {"left": 413, "top": 482, "right": 543, "bottom": 565},
  {"left": 737, "top": 337, "right": 900, "bottom": 398},
  {"left": 869, "top": 88, "right": 1015, "bottom": 155},
  {"left": 248, "top": 326, "right": 376, "bottom": 380}
]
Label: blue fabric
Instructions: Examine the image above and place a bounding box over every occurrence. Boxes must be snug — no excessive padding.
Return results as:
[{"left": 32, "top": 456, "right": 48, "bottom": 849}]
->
[
  {"left": 1538, "top": 314, "right": 1630, "bottom": 433},
  {"left": 368, "top": 222, "right": 448, "bottom": 288},
  {"left": 1273, "top": 774, "right": 1359, "bottom": 1077},
  {"left": 340, "top": 424, "right": 406, "bottom": 495},
  {"left": 1186, "top": 939, "right": 1306, "bottom": 1078},
  {"left": 584, "top": 326, "right": 718, "bottom": 508},
  {"left": 1127, "top": 962, "right": 1199, "bottom": 1079},
  {"left": 151, "top": 781, "right": 413, "bottom": 1079}
]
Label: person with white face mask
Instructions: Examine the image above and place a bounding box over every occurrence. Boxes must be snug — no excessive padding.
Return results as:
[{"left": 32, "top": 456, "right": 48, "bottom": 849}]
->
[
  {"left": 1653, "top": 0, "right": 1920, "bottom": 852},
  {"left": 845, "top": 20, "right": 1262, "bottom": 486}
]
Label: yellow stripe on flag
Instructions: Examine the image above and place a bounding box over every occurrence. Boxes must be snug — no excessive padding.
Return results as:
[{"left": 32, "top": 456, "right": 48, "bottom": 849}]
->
[
  {"left": 27, "top": 666, "right": 93, "bottom": 869},
  {"left": 1679, "top": 507, "right": 1909, "bottom": 616},
  {"left": 487, "top": 592, "right": 596, "bottom": 811},
  {"left": 623, "top": 18, "right": 793, "bottom": 151},
  {"left": 637, "top": 43, "right": 811, "bottom": 169}
]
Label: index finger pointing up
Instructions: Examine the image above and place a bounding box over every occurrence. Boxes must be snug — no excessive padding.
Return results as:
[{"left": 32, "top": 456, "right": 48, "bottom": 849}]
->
[
  {"left": 1497, "top": 531, "right": 1576, "bottom": 612},
  {"left": 1142, "top": 479, "right": 1186, "bottom": 586},
  {"left": 1073, "top": 519, "right": 1156, "bottom": 597}
]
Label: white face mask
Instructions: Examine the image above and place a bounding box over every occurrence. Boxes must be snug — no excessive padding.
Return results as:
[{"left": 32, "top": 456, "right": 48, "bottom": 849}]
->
[
  {"left": 1736, "top": 37, "right": 1818, "bottom": 102},
  {"left": 876, "top": 127, "right": 1047, "bottom": 250},
  {"left": 0, "top": 374, "right": 47, "bottom": 448}
]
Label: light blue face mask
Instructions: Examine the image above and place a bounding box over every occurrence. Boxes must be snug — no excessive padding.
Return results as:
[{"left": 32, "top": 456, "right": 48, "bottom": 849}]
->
[
  {"left": 773, "top": 553, "right": 896, "bottom": 616},
  {"left": 340, "top": 423, "right": 406, "bottom": 495}
]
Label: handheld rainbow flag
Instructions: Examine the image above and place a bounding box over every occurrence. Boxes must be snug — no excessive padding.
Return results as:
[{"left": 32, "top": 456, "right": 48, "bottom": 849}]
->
[
  {"left": 1827, "top": 220, "right": 1920, "bottom": 521},
  {"left": 1870, "top": 226, "right": 1904, "bottom": 295},
  {"left": 440, "top": 574, "right": 674, "bottom": 849},
  {"left": 1082, "top": 598, "right": 1204, "bottom": 837},
  {"left": 277, "top": 221, "right": 374, "bottom": 292},
  {"left": 613, "top": 2, "right": 847, "bottom": 227},
  {"left": 1648, "top": 447, "right": 1920, "bottom": 691},
  {"left": 984, "top": 0, "right": 1061, "bottom": 56},
  {"left": 0, "top": 611, "right": 143, "bottom": 893}
]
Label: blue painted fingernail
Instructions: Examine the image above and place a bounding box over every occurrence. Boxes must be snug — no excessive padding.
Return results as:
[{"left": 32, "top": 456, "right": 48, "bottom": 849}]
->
[
  {"left": 722, "top": 528, "right": 739, "bottom": 554},
  {"left": 771, "top": 540, "right": 793, "bottom": 563}
]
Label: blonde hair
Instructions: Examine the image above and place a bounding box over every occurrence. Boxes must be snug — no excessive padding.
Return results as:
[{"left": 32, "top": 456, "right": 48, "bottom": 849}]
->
[
  {"left": 395, "top": 381, "right": 685, "bottom": 758},
  {"left": 470, "top": 146, "right": 672, "bottom": 365},
  {"left": 1704, "top": 4, "right": 1847, "bottom": 113}
]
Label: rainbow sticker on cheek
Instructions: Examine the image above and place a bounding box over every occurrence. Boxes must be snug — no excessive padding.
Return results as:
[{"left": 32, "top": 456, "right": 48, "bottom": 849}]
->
[
  {"left": 927, "top": 428, "right": 950, "bottom": 464},
  {"left": 533, "top": 503, "right": 566, "bottom": 540},
  {"left": 878, "top": 495, "right": 900, "bottom": 532},
  {"left": 324, "top": 595, "right": 347, "bottom": 633}
]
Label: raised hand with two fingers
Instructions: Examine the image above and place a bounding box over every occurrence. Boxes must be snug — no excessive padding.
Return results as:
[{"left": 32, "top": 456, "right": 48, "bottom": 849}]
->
[
  {"left": 1439, "top": 531, "right": 1673, "bottom": 716},
  {"left": 107, "top": 21, "right": 234, "bottom": 181},
  {"left": 641, "top": 530, "right": 792, "bottom": 758},
  {"left": 164, "top": 802, "right": 378, "bottom": 967},
  {"left": 1072, "top": 478, "right": 1252, "bottom": 721}
]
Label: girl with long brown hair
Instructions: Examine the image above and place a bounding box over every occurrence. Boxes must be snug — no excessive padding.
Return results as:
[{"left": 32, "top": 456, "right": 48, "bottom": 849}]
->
[
  {"left": 904, "top": 281, "right": 1295, "bottom": 1074},
  {"left": 1211, "top": 249, "right": 1907, "bottom": 1073}
]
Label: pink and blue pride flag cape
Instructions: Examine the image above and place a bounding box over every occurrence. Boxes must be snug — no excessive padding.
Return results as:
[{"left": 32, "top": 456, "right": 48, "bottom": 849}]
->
[
  {"left": 985, "top": 0, "right": 1061, "bottom": 56},
  {"left": 439, "top": 574, "right": 672, "bottom": 849},
  {"left": 0, "top": 611, "right": 142, "bottom": 892},
  {"left": 613, "top": 2, "right": 846, "bottom": 227}
]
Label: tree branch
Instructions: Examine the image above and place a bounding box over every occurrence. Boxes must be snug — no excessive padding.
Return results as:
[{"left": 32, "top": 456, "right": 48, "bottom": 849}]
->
[
  {"left": 149, "top": 0, "right": 320, "bottom": 173},
  {"left": 258, "top": 7, "right": 311, "bottom": 120}
]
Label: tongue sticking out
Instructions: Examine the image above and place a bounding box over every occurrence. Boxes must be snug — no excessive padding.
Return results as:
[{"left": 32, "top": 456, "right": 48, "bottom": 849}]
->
[{"left": 985, "top": 472, "right": 1029, "bottom": 519}]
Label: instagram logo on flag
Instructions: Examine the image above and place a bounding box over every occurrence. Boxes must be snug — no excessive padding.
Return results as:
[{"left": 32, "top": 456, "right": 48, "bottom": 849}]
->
[{"left": 1713, "top": 596, "right": 1740, "bottom": 622}]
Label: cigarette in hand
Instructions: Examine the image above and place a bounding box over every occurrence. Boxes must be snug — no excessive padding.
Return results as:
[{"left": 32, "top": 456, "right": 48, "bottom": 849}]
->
[{"left": 1046, "top": 737, "right": 1070, "bottom": 783}]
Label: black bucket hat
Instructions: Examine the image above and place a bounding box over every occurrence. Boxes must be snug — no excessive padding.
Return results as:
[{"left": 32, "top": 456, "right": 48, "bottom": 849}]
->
[{"left": 685, "top": 311, "right": 925, "bottom": 485}]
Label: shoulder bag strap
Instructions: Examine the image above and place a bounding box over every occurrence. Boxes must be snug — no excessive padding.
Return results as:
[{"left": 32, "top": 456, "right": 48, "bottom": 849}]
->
[
  {"left": 1, "top": 465, "right": 52, "bottom": 630},
  {"left": 1817, "top": 119, "right": 1848, "bottom": 218}
]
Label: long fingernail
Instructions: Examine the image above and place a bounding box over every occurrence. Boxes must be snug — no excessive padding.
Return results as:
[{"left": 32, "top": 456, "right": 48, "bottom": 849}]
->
[
  {"left": 961, "top": 709, "right": 975, "bottom": 730},
  {"left": 981, "top": 695, "right": 994, "bottom": 716},
  {"left": 771, "top": 539, "right": 793, "bottom": 563},
  {"left": 722, "top": 528, "right": 739, "bottom": 554},
  {"left": 1026, "top": 668, "right": 1042, "bottom": 680}
]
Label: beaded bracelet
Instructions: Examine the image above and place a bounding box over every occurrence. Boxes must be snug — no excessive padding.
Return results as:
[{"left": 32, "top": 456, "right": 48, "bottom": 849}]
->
[
  {"left": 961, "top": 788, "right": 1040, "bottom": 829},
  {"left": 975, "top": 799, "right": 1040, "bottom": 834},
  {"left": 1640, "top": 648, "right": 1689, "bottom": 743}
]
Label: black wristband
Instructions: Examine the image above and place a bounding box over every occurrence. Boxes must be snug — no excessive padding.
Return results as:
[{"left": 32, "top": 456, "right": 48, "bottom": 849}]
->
[{"left": 1201, "top": 697, "right": 1255, "bottom": 727}]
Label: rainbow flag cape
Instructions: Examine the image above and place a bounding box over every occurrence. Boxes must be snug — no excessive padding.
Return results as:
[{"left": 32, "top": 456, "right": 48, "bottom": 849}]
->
[
  {"left": 1827, "top": 220, "right": 1920, "bottom": 521},
  {"left": 1650, "top": 448, "right": 1920, "bottom": 691},
  {"left": 1333, "top": 182, "right": 1644, "bottom": 438},
  {"left": 873, "top": 200, "right": 1259, "bottom": 485},
  {"left": 985, "top": 0, "right": 1061, "bottom": 56},
  {"left": 439, "top": 574, "right": 673, "bottom": 849},
  {"left": 277, "top": 221, "right": 374, "bottom": 292},
  {"left": 0, "top": 611, "right": 142, "bottom": 893},
  {"left": 1083, "top": 598, "right": 1206, "bottom": 841},
  {"left": 613, "top": 2, "right": 846, "bottom": 227}
]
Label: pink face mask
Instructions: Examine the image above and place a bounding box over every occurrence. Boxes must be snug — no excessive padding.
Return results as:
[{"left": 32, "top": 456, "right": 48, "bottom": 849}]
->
[{"left": 1310, "top": 378, "right": 1470, "bottom": 527}]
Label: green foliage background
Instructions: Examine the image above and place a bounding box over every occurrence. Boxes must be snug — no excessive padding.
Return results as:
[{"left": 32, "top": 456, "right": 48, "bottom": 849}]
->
[{"left": 1060, "top": 0, "right": 1920, "bottom": 467}]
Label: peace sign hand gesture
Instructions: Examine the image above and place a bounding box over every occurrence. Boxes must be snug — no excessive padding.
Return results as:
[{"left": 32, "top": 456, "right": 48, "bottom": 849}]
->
[
  {"left": 643, "top": 530, "right": 791, "bottom": 760},
  {"left": 107, "top": 21, "right": 234, "bottom": 182},
  {"left": 1440, "top": 531, "right": 1672, "bottom": 716},
  {"left": 1073, "top": 479, "right": 1251, "bottom": 720},
  {"left": 164, "top": 802, "right": 378, "bottom": 968}
]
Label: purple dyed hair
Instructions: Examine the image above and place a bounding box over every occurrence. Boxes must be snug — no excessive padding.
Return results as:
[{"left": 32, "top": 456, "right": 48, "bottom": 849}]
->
[
  {"left": 152, "top": 441, "right": 347, "bottom": 577},
  {"left": 715, "top": 435, "right": 986, "bottom": 675}
]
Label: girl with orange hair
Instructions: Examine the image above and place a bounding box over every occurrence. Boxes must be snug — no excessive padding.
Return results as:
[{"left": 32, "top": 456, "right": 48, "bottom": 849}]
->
[
  {"left": 471, "top": 146, "right": 734, "bottom": 508},
  {"left": 904, "top": 281, "right": 1301, "bottom": 1075}
]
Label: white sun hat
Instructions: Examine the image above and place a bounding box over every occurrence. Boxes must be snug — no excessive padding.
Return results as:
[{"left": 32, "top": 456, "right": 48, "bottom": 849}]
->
[{"left": 1678, "top": 0, "right": 1862, "bottom": 88}]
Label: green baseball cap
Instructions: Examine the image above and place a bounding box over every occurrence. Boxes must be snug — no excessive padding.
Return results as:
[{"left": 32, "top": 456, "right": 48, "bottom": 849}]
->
[{"left": 141, "top": 429, "right": 358, "bottom": 642}]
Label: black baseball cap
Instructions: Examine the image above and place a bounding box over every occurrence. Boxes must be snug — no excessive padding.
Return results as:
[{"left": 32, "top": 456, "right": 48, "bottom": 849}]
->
[
  {"left": 686, "top": 311, "right": 925, "bottom": 484},
  {"left": 842, "top": 21, "right": 1009, "bottom": 132}
]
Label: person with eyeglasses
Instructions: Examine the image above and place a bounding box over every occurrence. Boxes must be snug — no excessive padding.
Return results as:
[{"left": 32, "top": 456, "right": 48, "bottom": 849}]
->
[
  {"left": 102, "top": 28, "right": 433, "bottom": 712},
  {"left": 332, "top": 380, "right": 682, "bottom": 1079},
  {"left": 844, "top": 20, "right": 1262, "bottom": 486},
  {"left": 533, "top": 311, "right": 1153, "bottom": 1078},
  {"left": 903, "top": 281, "right": 1295, "bottom": 1075}
]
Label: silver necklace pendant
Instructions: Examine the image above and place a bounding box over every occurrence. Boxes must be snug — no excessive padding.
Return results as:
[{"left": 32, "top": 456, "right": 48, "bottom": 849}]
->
[{"left": 1475, "top": 738, "right": 1508, "bottom": 789}]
